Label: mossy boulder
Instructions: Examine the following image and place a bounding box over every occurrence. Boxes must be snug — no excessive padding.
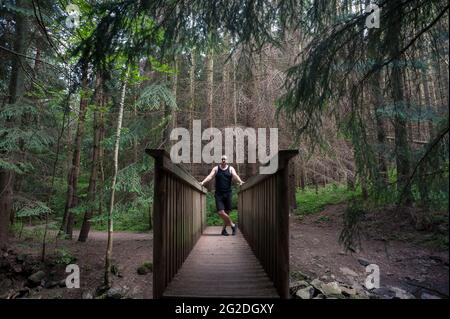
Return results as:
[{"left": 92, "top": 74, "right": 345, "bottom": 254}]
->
[{"left": 137, "top": 261, "right": 153, "bottom": 275}]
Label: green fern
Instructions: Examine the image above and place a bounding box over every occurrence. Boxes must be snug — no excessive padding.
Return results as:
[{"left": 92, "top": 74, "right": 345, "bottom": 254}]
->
[
  {"left": 135, "top": 84, "right": 177, "bottom": 111},
  {"left": 15, "top": 200, "right": 52, "bottom": 218}
]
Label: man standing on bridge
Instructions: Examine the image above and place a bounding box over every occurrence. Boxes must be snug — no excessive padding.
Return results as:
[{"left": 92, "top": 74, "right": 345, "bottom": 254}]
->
[{"left": 200, "top": 155, "right": 245, "bottom": 236}]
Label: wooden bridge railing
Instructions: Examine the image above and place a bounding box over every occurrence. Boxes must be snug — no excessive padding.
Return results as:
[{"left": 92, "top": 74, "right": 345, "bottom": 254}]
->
[
  {"left": 146, "top": 149, "right": 207, "bottom": 299},
  {"left": 238, "top": 150, "right": 298, "bottom": 299}
]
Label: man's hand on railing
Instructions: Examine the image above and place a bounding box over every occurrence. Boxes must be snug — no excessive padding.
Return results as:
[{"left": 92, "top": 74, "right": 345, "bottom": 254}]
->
[{"left": 239, "top": 181, "right": 245, "bottom": 186}]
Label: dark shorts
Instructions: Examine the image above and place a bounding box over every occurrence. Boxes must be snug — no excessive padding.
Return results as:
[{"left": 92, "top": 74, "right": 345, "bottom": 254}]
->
[{"left": 215, "top": 191, "right": 232, "bottom": 212}]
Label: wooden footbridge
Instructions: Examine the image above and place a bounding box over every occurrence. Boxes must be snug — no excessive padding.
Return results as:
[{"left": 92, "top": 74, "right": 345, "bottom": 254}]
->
[{"left": 147, "top": 149, "right": 298, "bottom": 299}]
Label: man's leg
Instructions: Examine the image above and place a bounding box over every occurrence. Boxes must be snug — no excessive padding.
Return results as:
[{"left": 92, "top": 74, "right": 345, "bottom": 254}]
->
[
  {"left": 222, "top": 210, "right": 232, "bottom": 232},
  {"left": 218, "top": 210, "right": 232, "bottom": 236},
  {"left": 218, "top": 210, "right": 233, "bottom": 226},
  {"left": 224, "top": 192, "right": 237, "bottom": 235}
]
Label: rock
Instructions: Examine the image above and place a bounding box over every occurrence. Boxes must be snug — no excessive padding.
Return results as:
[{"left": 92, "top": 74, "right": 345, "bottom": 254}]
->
[
  {"left": 390, "top": 287, "right": 415, "bottom": 299},
  {"left": 351, "top": 293, "right": 370, "bottom": 299},
  {"left": 21, "top": 262, "right": 37, "bottom": 275},
  {"left": 15, "top": 288, "right": 30, "bottom": 299},
  {"left": 289, "top": 280, "right": 309, "bottom": 294},
  {"left": 313, "top": 294, "right": 325, "bottom": 299},
  {"left": 13, "top": 265, "right": 23, "bottom": 274},
  {"left": 95, "top": 285, "right": 109, "bottom": 296},
  {"left": 340, "top": 285, "right": 357, "bottom": 297},
  {"left": 296, "top": 286, "right": 315, "bottom": 299},
  {"left": 82, "top": 291, "right": 94, "bottom": 299},
  {"left": 137, "top": 261, "right": 153, "bottom": 275},
  {"left": 137, "top": 265, "right": 149, "bottom": 275},
  {"left": 44, "top": 281, "right": 59, "bottom": 289},
  {"left": 321, "top": 281, "right": 343, "bottom": 297},
  {"left": 340, "top": 267, "right": 358, "bottom": 277},
  {"left": 16, "top": 254, "right": 26, "bottom": 263},
  {"left": 421, "top": 292, "right": 441, "bottom": 299},
  {"left": 106, "top": 287, "right": 127, "bottom": 299},
  {"left": 0, "top": 278, "right": 13, "bottom": 289},
  {"left": 372, "top": 287, "right": 396, "bottom": 299},
  {"left": 357, "top": 257, "right": 371, "bottom": 267},
  {"left": 290, "top": 280, "right": 309, "bottom": 288},
  {"left": 310, "top": 278, "right": 324, "bottom": 291},
  {"left": 27, "top": 271, "right": 46, "bottom": 287},
  {"left": 58, "top": 279, "right": 66, "bottom": 288},
  {"left": 5, "top": 287, "right": 30, "bottom": 299},
  {"left": 320, "top": 275, "right": 329, "bottom": 281},
  {"left": 291, "top": 270, "right": 310, "bottom": 281}
]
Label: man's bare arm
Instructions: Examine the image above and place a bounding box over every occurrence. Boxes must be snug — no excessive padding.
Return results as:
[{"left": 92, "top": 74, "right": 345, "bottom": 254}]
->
[
  {"left": 230, "top": 167, "right": 245, "bottom": 185},
  {"left": 200, "top": 167, "right": 217, "bottom": 186}
]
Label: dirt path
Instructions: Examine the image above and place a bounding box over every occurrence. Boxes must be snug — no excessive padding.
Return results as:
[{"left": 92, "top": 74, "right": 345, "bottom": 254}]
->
[{"left": 289, "top": 204, "right": 449, "bottom": 298}]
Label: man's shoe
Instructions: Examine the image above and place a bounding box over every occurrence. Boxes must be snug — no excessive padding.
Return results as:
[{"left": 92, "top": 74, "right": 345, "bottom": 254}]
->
[
  {"left": 231, "top": 224, "right": 237, "bottom": 236},
  {"left": 221, "top": 228, "right": 229, "bottom": 236}
]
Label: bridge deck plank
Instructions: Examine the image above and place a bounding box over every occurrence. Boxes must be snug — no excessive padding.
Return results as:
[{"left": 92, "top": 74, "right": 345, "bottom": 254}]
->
[{"left": 163, "top": 226, "right": 279, "bottom": 298}]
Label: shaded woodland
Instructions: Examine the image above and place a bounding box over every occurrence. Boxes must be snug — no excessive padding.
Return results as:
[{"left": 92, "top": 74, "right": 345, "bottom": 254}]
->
[{"left": 0, "top": 0, "right": 448, "bottom": 298}]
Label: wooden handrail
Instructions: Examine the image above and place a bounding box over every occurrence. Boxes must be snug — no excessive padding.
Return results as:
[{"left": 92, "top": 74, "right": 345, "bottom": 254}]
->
[
  {"left": 239, "top": 150, "right": 299, "bottom": 191},
  {"left": 146, "top": 149, "right": 208, "bottom": 194},
  {"left": 238, "top": 150, "right": 298, "bottom": 299},
  {"left": 146, "top": 149, "right": 207, "bottom": 299}
]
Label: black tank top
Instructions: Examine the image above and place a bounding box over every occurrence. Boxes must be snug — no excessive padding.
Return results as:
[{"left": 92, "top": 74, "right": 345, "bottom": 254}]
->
[{"left": 215, "top": 165, "right": 232, "bottom": 193}]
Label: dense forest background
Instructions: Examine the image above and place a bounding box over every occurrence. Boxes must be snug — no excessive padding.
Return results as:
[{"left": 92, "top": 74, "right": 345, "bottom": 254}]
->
[{"left": 0, "top": 0, "right": 448, "bottom": 297}]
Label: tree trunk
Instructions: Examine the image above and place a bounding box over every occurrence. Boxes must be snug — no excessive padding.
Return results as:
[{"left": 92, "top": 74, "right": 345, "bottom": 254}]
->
[
  {"left": 148, "top": 204, "right": 153, "bottom": 231},
  {"left": 105, "top": 68, "right": 129, "bottom": 288},
  {"left": 163, "top": 72, "right": 171, "bottom": 147},
  {"left": 387, "top": 3, "right": 412, "bottom": 203},
  {"left": 60, "top": 62, "right": 89, "bottom": 238},
  {"left": 0, "top": 171, "right": 14, "bottom": 249},
  {"left": 78, "top": 75, "right": 103, "bottom": 242},
  {"left": 1, "top": 0, "right": 27, "bottom": 228},
  {"left": 299, "top": 163, "right": 306, "bottom": 190},
  {"left": 98, "top": 96, "right": 106, "bottom": 219},
  {"left": 206, "top": 49, "right": 214, "bottom": 128},
  {"left": 189, "top": 52, "right": 195, "bottom": 131},
  {"left": 289, "top": 161, "right": 297, "bottom": 213},
  {"left": 171, "top": 56, "right": 179, "bottom": 130},
  {"left": 0, "top": 0, "right": 28, "bottom": 228},
  {"left": 232, "top": 53, "right": 240, "bottom": 174},
  {"left": 421, "top": 66, "right": 434, "bottom": 137},
  {"left": 367, "top": 17, "right": 388, "bottom": 185}
]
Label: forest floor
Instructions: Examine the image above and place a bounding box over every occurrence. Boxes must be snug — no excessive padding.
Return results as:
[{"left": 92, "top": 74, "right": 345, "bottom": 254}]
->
[
  {"left": 1, "top": 204, "right": 448, "bottom": 299},
  {"left": 0, "top": 230, "right": 153, "bottom": 299},
  {"left": 290, "top": 204, "right": 449, "bottom": 299}
]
